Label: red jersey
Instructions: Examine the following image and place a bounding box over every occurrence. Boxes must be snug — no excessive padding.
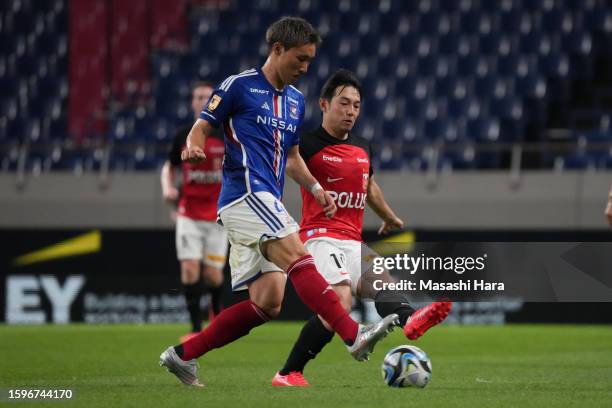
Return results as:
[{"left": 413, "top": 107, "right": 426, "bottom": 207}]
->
[
  {"left": 169, "top": 124, "right": 224, "bottom": 221},
  {"left": 298, "top": 126, "right": 373, "bottom": 242}
]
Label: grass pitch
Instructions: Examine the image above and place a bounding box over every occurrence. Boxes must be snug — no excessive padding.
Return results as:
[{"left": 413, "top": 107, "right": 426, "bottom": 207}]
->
[{"left": 1, "top": 323, "right": 611, "bottom": 407}]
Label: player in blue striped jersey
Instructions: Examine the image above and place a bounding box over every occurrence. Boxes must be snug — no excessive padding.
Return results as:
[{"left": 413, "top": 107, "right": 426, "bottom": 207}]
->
[{"left": 160, "top": 17, "right": 399, "bottom": 387}]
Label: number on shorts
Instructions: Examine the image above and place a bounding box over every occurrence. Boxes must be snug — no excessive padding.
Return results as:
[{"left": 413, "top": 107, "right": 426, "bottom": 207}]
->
[{"left": 330, "top": 253, "right": 345, "bottom": 269}]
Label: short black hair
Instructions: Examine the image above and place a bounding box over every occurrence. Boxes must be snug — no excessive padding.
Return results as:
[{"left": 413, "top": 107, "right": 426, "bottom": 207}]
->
[
  {"left": 265, "top": 16, "right": 321, "bottom": 52},
  {"left": 191, "top": 80, "right": 214, "bottom": 93},
  {"left": 320, "top": 69, "right": 363, "bottom": 101}
]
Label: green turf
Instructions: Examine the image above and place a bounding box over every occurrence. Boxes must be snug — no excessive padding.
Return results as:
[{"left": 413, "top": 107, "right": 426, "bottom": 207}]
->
[{"left": 1, "top": 323, "right": 611, "bottom": 407}]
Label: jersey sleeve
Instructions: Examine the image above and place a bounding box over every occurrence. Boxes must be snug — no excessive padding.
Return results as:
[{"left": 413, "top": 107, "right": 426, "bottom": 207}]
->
[
  {"left": 198, "top": 78, "right": 238, "bottom": 128},
  {"left": 298, "top": 130, "right": 318, "bottom": 163}
]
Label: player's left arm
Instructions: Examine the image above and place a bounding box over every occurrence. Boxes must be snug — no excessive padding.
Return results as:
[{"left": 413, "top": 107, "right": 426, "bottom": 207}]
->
[
  {"left": 605, "top": 185, "right": 612, "bottom": 226},
  {"left": 367, "top": 176, "right": 404, "bottom": 235},
  {"left": 286, "top": 145, "right": 337, "bottom": 218}
]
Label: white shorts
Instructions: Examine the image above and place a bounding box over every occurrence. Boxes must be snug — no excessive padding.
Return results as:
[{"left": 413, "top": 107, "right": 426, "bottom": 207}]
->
[
  {"left": 219, "top": 191, "right": 299, "bottom": 291},
  {"left": 175, "top": 215, "right": 228, "bottom": 269},
  {"left": 305, "top": 237, "right": 378, "bottom": 296}
]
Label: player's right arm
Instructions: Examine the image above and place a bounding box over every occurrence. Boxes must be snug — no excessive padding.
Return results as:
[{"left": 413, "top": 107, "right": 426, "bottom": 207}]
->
[
  {"left": 367, "top": 176, "right": 404, "bottom": 235},
  {"left": 182, "top": 119, "right": 212, "bottom": 164},
  {"left": 286, "top": 145, "right": 337, "bottom": 218},
  {"left": 605, "top": 185, "right": 612, "bottom": 226},
  {"left": 160, "top": 161, "right": 178, "bottom": 202},
  {"left": 162, "top": 128, "right": 188, "bottom": 202},
  {"left": 183, "top": 76, "right": 237, "bottom": 164}
]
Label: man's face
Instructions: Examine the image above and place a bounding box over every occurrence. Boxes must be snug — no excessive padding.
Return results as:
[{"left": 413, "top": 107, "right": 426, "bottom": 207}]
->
[
  {"left": 192, "top": 85, "right": 213, "bottom": 118},
  {"left": 276, "top": 43, "right": 316, "bottom": 86},
  {"left": 321, "top": 85, "right": 361, "bottom": 134}
]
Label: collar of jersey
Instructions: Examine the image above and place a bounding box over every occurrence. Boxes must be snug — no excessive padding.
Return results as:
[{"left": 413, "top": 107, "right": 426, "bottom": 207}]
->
[
  {"left": 317, "top": 125, "right": 352, "bottom": 144},
  {"left": 256, "top": 67, "right": 287, "bottom": 94}
]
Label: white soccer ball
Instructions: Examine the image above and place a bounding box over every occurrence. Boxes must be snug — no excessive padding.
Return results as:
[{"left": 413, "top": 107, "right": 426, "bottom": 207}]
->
[{"left": 381, "top": 345, "right": 432, "bottom": 388}]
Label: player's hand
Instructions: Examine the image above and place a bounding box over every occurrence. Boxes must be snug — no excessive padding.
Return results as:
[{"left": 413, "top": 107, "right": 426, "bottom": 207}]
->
[
  {"left": 605, "top": 199, "right": 612, "bottom": 226},
  {"left": 181, "top": 146, "right": 206, "bottom": 164},
  {"left": 378, "top": 215, "right": 404, "bottom": 235},
  {"left": 314, "top": 189, "right": 337, "bottom": 218},
  {"left": 162, "top": 186, "right": 179, "bottom": 203}
]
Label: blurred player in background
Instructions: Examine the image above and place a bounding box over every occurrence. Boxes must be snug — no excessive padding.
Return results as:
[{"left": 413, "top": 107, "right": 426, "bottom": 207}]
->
[
  {"left": 605, "top": 186, "right": 612, "bottom": 225},
  {"left": 272, "top": 70, "right": 452, "bottom": 386},
  {"left": 159, "top": 17, "right": 399, "bottom": 387},
  {"left": 160, "top": 81, "right": 226, "bottom": 342}
]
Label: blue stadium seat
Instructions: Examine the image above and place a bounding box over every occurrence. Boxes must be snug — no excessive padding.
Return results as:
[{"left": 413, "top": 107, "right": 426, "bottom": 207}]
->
[
  {"left": 0, "top": 97, "right": 19, "bottom": 125},
  {"left": 0, "top": 142, "right": 20, "bottom": 172},
  {"left": 500, "top": 10, "right": 529, "bottom": 33},
  {"left": 489, "top": 96, "right": 523, "bottom": 120},
  {"left": 439, "top": 34, "right": 475, "bottom": 57},
  {"left": 50, "top": 146, "right": 99, "bottom": 173},
  {"left": 43, "top": 116, "right": 67, "bottom": 142},
  {"left": 398, "top": 33, "right": 433, "bottom": 57},
  {"left": 479, "top": 32, "right": 513, "bottom": 56},
  {"left": 520, "top": 32, "right": 555, "bottom": 55},
  {"left": 377, "top": 142, "right": 403, "bottom": 170},
  {"left": 481, "top": 0, "right": 508, "bottom": 13},
  {"left": 460, "top": 11, "right": 494, "bottom": 35},
  {"left": 448, "top": 96, "right": 481, "bottom": 120},
  {"left": 498, "top": 54, "right": 537, "bottom": 78},
  {"left": 457, "top": 54, "right": 490, "bottom": 77},
  {"left": 600, "top": 154, "right": 612, "bottom": 169},
  {"left": 466, "top": 118, "right": 500, "bottom": 143},
  {"left": 152, "top": 53, "right": 179, "bottom": 79},
  {"left": 377, "top": 12, "right": 403, "bottom": 35},
  {"left": 515, "top": 74, "right": 547, "bottom": 99},
  {"left": 4, "top": 117, "right": 26, "bottom": 143},
  {"left": 434, "top": 76, "right": 469, "bottom": 98},
  {"left": 151, "top": 118, "right": 174, "bottom": 143},
  {"left": 424, "top": 118, "right": 455, "bottom": 142},
  {"left": 376, "top": 55, "right": 398, "bottom": 78},
  {"left": 542, "top": 10, "right": 573, "bottom": 33},
  {"left": 556, "top": 153, "right": 595, "bottom": 170},
  {"left": 109, "top": 117, "right": 135, "bottom": 144},
  {"left": 338, "top": 12, "right": 361, "bottom": 34},
  {"left": 133, "top": 113, "right": 154, "bottom": 140},
  {"left": 442, "top": 141, "right": 477, "bottom": 170},
  {"left": 489, "top": 97, "right": 524, "bottom": 142},
  {"left": 109, "top": 143, "right": 160, "bottom": 171},
  {"left": 382, "top": 118, "right": 421, "bottom": 144},
  {"left": 473, "top": 74, "right": 498, "bottom": 97},
  {"left": 418, "top": 12, "right": 450, "bottom": 35},
  {"left": 584, "top": 10, "right": 612, "bottom": 33},
  {"left": 563, "top": 0, "right": 594, "bottom": 11},
  {"left": 562, "top": 31, "right": 592, "bottom": 56},
  {"left": 36, "top": 33, "right": 66, "bottom": 57},
  {"left": 418, "top": 56, "right": 446, "bottom": 77},
  {"left": 523, "top": 0, "right": 555, "bottom": 12}
]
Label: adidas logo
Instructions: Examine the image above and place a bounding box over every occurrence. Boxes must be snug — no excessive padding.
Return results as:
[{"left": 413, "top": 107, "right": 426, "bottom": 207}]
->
[{"left": 261, "top": 102, "right": 270, "bottom": 110}]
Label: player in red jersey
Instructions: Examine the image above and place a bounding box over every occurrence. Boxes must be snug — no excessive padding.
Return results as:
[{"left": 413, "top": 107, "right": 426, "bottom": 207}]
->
[
  {"left": 161, "top": 81, "right": 226, "bottom": 341},
  {"left": 272, "top": 70, "right": 452, "bottom": 387}
]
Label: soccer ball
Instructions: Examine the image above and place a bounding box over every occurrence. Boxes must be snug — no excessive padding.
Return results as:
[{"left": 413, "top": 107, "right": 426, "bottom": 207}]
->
[{"left": 381, "top": 345, "right": 432, "bottom": 388}]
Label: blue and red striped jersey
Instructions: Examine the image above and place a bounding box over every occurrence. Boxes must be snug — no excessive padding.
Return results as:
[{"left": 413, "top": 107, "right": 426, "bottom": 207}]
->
[{"left": 199, "top": 68, "right": 305, "bottom": 212}]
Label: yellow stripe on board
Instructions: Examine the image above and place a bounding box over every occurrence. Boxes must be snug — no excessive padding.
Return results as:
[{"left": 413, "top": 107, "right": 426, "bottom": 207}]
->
[
  {"left": 369, "top": 231, "right": 415, "bottom": 255},
  {"left": 13, "top": 230, "right": 101, "bottom": 267}
]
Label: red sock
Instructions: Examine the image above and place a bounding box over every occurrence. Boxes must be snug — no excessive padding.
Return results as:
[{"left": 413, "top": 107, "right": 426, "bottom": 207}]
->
[
  {"left": 181, "top": 300, "right": 269, "bottom": 360},
  {"left": 287, "top": 254, "right": 358, "bottom": 344}
]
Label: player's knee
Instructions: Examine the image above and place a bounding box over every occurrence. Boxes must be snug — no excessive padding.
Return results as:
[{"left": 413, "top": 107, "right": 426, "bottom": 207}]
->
[
  {"left": 181, "top": 260, "right": 200, "bottom": 284},
  {"left": 256, "top": 299, "right": 282, "bottom": 319},
  {"left": 337, "top": 291, "right": 353, "bottom": 313},
  {"left": 203, "top": 266, "right": 224, "bottom": 287}
]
